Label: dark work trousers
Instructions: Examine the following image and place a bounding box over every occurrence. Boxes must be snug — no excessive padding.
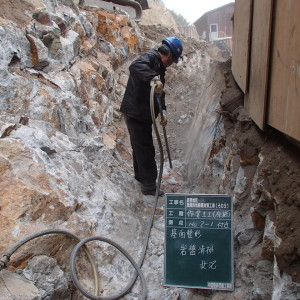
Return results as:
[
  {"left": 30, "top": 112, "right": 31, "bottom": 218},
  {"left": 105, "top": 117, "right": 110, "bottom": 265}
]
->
[{"left": 124, "top": 114, "right": 157, "bottom": 188}]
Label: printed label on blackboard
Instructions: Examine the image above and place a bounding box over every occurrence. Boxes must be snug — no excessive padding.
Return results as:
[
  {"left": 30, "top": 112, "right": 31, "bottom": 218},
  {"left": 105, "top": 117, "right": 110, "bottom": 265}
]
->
[{"left": 164, "top": 194, "right": 234, "bottom": 291}]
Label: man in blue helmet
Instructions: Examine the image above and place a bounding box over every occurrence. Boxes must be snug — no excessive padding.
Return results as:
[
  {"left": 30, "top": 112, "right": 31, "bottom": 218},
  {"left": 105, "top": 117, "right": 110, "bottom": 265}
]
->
[{"left": 120, "top": 37, "right": 183, "bottom": 196}]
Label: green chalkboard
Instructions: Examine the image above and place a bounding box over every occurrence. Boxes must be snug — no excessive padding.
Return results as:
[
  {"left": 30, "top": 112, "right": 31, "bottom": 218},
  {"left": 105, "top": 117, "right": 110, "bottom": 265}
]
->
[{"left": 164, "top": 193, "right": 234, "bottom": 291}]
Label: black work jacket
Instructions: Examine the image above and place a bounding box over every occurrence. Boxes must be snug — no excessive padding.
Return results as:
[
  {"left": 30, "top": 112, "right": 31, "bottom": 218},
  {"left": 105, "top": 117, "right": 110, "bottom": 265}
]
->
[{"left": 120, "top": 49, "right": 166, "bottom": 122}]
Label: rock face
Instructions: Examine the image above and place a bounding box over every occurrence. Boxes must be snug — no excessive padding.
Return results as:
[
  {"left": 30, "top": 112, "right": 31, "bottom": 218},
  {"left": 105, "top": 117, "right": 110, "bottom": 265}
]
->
[{"left": 0, "top": 0, "right": 300, "bottom": 300}]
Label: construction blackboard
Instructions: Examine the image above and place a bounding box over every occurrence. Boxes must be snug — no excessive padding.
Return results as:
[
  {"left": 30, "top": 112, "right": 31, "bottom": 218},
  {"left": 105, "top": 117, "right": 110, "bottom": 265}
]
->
[{"left": 164, "top": 194, "right": 234, "bottom": 291}]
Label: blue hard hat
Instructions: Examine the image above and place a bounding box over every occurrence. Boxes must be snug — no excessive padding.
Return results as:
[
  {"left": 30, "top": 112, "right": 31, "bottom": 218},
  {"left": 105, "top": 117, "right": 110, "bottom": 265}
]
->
[{"left": 162, "top": 36, "right": 183, "bottom": 63}]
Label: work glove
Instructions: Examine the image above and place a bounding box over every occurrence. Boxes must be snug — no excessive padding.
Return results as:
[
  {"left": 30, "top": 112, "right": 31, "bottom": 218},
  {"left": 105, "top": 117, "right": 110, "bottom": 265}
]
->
[
  {"left": 152, "top": 76, "right": 164, "bottom": 94},
  {"left": 155, "top": 80, "right": 164, "bottom": 94}
]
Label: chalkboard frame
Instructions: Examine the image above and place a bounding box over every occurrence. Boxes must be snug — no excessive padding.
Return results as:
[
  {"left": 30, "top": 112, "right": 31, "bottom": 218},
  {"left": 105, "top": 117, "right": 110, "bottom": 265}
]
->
[{"left": 164, "top": 193, "right": 234, "bottom": 291}]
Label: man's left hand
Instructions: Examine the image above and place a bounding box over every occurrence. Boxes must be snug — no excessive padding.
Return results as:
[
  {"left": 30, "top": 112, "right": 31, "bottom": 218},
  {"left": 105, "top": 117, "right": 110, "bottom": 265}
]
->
[{"left": 155, "top": 80, "right": 164, "bottom": 94}]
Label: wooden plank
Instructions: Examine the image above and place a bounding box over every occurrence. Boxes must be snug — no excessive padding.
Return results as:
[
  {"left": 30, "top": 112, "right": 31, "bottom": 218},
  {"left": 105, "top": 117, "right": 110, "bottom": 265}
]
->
[
  {"left": 245, "top": 0, "right": 273, "bottom": 129},
  {"left": 267, "top": 0, "right": 300, "bottom": 142},
  {"left": 231, "top": 0, "right": 253, "bottom": 93}
]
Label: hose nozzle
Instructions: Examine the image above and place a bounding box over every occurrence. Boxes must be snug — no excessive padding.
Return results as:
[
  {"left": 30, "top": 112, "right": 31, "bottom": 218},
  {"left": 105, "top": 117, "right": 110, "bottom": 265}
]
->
[{"left": 0, "top": 255, "right": 10, "bottom": 271}]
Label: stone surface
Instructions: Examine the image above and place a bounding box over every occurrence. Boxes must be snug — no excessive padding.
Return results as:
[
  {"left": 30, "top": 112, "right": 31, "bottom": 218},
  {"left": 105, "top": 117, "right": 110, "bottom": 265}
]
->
[
  {"left": 0, "top": 270, "right": 41, "bottom": 300},
  {"left": 22, "top": 255, "right": 70, "bottom": 299}
]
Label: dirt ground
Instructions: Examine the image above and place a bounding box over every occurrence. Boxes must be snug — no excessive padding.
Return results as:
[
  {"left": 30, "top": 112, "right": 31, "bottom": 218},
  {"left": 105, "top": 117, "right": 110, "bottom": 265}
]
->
[{"left": 256, "top": 129, "right": 300, "bottom": 281}]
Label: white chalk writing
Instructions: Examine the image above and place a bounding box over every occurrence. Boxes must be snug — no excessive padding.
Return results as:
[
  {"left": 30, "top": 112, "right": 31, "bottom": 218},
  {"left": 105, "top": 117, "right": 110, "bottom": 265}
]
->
[{"left": 178, "top": 244, "right": 215, "bottom": 256}]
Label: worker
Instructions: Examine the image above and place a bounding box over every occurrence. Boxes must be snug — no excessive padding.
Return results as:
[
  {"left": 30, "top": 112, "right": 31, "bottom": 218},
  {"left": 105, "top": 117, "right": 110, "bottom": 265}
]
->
[{"left": 120, "top": 36, "right": 183, "bottom": 196}]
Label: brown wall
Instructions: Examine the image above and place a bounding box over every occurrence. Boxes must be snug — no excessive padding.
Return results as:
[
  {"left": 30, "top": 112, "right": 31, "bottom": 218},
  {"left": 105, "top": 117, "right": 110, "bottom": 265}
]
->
[
  {"left": 194, "top": 15, "right": 207, "bottom": 39},
  {"left": 206, "top": 5, "right": 234, "bottom": 38}
]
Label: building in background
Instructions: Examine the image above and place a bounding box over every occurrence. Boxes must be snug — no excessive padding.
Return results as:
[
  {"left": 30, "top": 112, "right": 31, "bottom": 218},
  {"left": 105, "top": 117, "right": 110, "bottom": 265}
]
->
[{"left": 193, "top": 2, "right": 234, "bottom": 50}]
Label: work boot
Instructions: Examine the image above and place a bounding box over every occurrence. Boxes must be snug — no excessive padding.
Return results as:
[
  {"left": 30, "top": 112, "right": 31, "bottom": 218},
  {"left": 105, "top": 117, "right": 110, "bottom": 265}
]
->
[
  {"left": 142, "top": 188, "right": 164, "bottom": 197},
  {"left": 141, "top": 183, "right": 164, "bottom": 197},
  {"left": 134, "top": 176, "right": 141, "bottom": 183}
]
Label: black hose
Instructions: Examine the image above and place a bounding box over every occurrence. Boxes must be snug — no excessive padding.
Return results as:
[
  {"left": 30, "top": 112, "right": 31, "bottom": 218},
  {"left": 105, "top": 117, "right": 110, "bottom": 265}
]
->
[
  {"left": 70, "top": 236, "right": 147, "bottom": 300},
  {"left": 0, "top": 229, "right": 99, "bottom": 296},
  {"left": 84, "top": 0, "right": 143, "bottom": 21},
  {"left": 107, "top": 0, "right": 142, "bottom": 21},
  {"left": 156, "top": 94, "right": 173, "bottom": 169},
  {"left": 1, "top": 229, "right": 78, "bottom": 258}
]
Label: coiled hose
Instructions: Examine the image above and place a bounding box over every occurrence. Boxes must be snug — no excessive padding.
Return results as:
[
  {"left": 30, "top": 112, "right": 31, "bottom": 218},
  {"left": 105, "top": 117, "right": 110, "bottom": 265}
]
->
[
  {"left": 0, "top": 229, "right": 99, "bottom": 295},
  {"left": 0, "top": 82, "right": 169, "bottom": 300}
]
